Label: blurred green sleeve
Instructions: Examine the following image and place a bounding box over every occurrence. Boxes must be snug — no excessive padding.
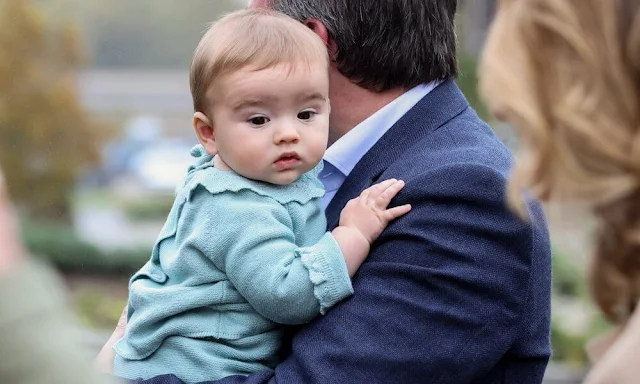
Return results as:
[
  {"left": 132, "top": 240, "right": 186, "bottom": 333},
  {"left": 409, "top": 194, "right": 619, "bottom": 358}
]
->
[{"left": 0, "top": 258, "right": 116, "bottom": 384}]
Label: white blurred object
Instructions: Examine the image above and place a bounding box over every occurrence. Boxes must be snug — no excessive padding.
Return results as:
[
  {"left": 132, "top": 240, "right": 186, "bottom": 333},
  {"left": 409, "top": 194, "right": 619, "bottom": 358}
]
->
[
  {"left": 128, "top": 139, "right": 194, "bottom": 192},
  {"left": 125, "top": 115, "right": 164, "bottom": 143}
]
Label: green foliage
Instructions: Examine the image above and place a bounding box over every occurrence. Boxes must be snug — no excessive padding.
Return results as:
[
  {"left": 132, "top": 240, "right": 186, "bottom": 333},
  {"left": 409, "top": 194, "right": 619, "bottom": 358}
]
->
[
  {"left": 122, "top": 196, "right": 173, "bottom": 221},
  {"left": 551, "top": 315, "right": 610, "bottom": 366},
  {"left": 457, "top": 56, "right": 490, "bottom": 121},
  {"left": 0, "top": 0, "right": 101, "bottom": 222},
  {"left": 74, "top": 289, "right": 127, "bottom": 329},
  {"left": 549, "top": 248, "right": 611, "bottom": 366},
  {"left": 551, "top": 327, "right": 593, "bottom": 368},
  {"left": 22, "top": 221, "right": 149, "bottom": 275},
  {"left": 552, "top": 248, "right": 588, "bottom": 298},
  {"left": 551, "top": 320, "right": 589, "bottom": 365}
]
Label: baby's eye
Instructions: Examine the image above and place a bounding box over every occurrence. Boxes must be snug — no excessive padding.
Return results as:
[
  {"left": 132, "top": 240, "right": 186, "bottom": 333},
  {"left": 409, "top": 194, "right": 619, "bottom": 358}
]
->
[
  {"left": 297, "top": 110, "right": 317, "bottom": 121},
  {"left": 248, "top": 115, "right": 270, "bottom": 126}
]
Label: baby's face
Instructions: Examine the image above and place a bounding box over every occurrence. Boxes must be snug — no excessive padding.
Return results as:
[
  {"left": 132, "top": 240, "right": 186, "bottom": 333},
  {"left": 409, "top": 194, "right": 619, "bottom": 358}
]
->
[{"left": 207, "top": 62, "right": 330, "bottom": 185}]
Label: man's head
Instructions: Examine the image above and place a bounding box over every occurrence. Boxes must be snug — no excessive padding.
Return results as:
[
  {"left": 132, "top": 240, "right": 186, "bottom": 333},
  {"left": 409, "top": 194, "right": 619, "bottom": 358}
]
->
[
  {"left": 249, "top": 0, "right": 458, "bottom": 140},
  {"left": 190, "top": 9, "right": 331, "bottom": 185},
  {"left": 250, "top": 0, "right": 458, "bottom": 91}
]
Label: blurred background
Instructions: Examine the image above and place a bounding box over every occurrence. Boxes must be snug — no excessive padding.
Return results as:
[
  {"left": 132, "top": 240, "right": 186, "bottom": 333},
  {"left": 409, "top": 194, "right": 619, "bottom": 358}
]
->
[{"left": 0, "top": 0, "right": 596, "bottom": 381}]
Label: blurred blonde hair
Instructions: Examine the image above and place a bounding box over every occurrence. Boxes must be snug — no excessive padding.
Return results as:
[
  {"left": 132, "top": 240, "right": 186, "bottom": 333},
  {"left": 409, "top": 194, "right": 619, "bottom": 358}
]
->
[
  {"left": 190, "top": 8, "right": 329, "bottom": 114},
  {"left": 480, "top": 0, "right": 640, "bottom": 323}
]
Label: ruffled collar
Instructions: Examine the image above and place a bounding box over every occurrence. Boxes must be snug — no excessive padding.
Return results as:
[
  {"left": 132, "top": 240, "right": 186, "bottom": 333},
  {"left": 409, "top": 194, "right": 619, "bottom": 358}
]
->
[{"left": 179, "top": 145, "right": 325, "bottom": 205}]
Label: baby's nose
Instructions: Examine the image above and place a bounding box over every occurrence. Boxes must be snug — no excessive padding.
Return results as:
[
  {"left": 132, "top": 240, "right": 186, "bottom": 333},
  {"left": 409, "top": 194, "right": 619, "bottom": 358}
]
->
[{"left": 274, "top": 123, "right": 300, "bottom": 144}]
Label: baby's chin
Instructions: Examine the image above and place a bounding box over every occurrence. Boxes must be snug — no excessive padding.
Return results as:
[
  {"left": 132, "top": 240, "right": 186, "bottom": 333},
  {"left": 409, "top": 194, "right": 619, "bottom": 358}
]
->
[
  {"left": 237, "top": 162, "right": 318, "bottom": 185},
  {"left": 261, "top": 170, "right": 305, "bottom": 186},
  {"left": 229, "top": 168, "right": 301, "bottom": 185}
]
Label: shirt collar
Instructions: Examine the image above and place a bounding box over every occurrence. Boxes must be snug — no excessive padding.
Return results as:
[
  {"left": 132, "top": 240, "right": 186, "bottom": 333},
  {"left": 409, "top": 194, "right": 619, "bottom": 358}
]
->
[{"left": 323, "top": 82, "right": 439, "bottom": 176}]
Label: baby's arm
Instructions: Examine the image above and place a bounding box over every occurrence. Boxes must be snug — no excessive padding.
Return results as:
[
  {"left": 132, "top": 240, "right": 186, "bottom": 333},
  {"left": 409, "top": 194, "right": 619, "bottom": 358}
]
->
[
  {"left": 189, "top": 181, "right": 408, "bottom": 324},
  {"left": 192, "top": 191, "right": 352, "bottom": 324},
  {"left": 332, "top": 179, "right": 411, "bottom": 276}
]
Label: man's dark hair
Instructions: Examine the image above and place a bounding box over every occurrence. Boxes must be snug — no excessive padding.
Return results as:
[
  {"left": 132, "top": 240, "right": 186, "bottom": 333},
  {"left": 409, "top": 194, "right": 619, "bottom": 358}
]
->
[{"left": 269, "top": 0, "right": 458, "bottom": 91}]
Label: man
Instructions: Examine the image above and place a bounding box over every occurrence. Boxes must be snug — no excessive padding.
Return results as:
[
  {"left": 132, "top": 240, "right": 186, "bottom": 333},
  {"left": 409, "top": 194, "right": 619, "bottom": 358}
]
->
[{"left": 99, "top": 0, "right": 552, "bottom": 382}]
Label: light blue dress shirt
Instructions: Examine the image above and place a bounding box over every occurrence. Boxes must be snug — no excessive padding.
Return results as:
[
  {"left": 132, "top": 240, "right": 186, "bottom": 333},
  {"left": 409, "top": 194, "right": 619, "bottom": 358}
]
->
[{"left": 319, "top": 82, "right": 439, "bottom": 209}]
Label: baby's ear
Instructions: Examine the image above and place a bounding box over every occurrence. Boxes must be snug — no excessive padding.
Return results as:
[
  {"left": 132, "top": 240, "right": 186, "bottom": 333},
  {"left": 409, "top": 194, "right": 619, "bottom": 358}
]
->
[{"left": 193, "top": 112, "right": 217, "bottom": 155}]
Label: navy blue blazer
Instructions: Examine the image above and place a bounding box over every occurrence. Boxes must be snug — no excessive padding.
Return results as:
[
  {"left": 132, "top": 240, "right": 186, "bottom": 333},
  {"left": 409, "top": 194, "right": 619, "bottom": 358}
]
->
[{"left": 131, "top": 80, "right": 552, "bottom": 384}]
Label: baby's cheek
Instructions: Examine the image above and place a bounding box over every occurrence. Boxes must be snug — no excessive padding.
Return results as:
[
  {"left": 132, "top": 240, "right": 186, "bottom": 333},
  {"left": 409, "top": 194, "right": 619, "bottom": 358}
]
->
[
  {"left": 310, "top": 130, "right": 329, "bottom": 159},
  {"left": 239, "top": 150, "right": 265, "bottom": 173}
]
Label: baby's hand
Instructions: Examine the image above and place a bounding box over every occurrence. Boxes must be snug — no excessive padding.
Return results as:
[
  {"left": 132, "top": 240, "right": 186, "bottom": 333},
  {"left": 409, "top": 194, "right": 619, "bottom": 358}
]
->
[{"left": 339, "top": 179, "right": 411, "bottom": 244}]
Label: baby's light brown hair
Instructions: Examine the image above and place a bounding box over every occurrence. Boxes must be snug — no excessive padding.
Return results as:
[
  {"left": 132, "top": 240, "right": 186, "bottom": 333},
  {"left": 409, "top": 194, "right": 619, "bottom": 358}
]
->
[{"left": 190, "top": 8, "right": 329, "bottom": 114}]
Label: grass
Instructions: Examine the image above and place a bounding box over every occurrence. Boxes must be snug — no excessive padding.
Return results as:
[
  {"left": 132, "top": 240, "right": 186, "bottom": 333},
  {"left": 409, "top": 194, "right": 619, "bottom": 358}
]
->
[
  {"left": 65, "top": 274, "right": 129, "bottom": 330},
  {"left": 74, "top": 289, "right": 128, "bottom": 329},
  {"left": 74, "top": 189, "right": 122, "bottom": 208}
]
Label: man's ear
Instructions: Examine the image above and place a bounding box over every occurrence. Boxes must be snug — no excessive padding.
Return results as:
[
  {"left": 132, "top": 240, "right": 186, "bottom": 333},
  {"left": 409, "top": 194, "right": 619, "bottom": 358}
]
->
[
  {"left": 193, "top": 112, "right": 217, "bottom": 155},
  {"left": 304, "top": 19, "right": 338, "bottom": 61}
]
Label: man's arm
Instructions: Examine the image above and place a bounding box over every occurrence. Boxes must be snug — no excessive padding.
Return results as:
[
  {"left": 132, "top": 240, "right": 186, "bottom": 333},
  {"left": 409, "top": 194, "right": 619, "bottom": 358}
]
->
[{"left": 131, "top": 163, "right": 548, "bottom": 384}]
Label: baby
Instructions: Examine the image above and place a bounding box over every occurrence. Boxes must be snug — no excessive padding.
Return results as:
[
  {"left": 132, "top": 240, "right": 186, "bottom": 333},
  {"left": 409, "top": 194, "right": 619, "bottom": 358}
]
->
[{"left": 113, "top": 9, "right": 410, "bottom": 383}]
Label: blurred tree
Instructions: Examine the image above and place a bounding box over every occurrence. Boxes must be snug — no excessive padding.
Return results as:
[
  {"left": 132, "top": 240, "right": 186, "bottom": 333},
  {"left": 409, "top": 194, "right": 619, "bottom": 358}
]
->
[{"left": 0, "top": 0, "right": 100, "bottom": 222}]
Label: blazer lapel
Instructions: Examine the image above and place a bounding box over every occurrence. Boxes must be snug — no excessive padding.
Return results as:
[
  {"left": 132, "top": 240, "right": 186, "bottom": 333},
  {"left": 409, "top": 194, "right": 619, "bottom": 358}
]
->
[{"left": 325, "top": 80, "right": 469, "bottom": 230}]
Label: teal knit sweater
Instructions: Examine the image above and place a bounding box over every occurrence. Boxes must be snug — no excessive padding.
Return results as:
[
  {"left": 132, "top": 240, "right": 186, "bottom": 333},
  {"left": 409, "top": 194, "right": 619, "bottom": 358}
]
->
[{"left": 113, "top": 146, "right": 353, "bottom": 383}]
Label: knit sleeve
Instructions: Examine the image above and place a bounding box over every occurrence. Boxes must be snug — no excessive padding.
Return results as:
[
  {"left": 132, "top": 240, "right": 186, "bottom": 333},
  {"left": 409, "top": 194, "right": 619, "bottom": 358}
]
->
[{"left": 186, "top": 189, "right": 353, "bottom": 325}]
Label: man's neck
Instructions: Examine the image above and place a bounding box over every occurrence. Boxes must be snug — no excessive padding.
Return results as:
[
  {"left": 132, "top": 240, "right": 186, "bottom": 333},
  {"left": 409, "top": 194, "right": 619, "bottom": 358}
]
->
[{"left": 328, "top": 75, "right": 406, "bottom": 145}]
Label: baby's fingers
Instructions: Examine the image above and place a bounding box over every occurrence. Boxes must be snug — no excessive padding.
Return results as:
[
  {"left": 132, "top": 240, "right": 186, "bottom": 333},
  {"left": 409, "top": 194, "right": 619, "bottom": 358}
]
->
[
  {"left": 382, "top": 204, "right": 412, "bottom": 221},
  {"left": 375, "top": 180, "right": 406, "bottom": 208},
  {"left": 363, "top": 179, "right": 397, "bottom": 200}
]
